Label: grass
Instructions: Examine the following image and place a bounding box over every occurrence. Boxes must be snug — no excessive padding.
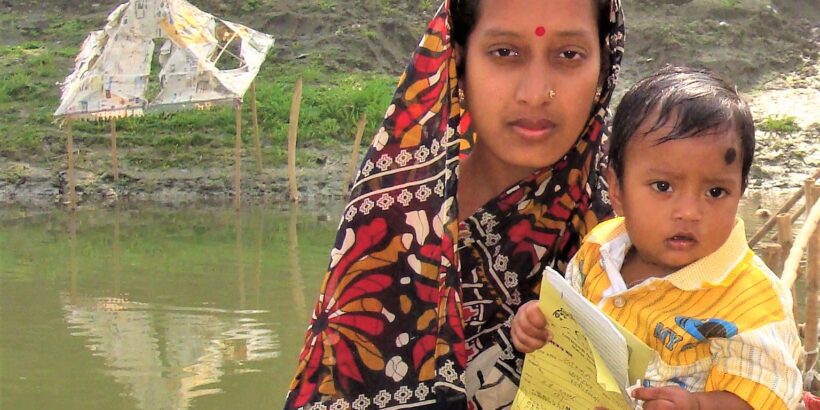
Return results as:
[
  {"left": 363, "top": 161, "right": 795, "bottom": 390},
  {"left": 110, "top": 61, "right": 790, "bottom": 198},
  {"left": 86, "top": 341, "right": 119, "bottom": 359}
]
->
[
  {"left": 0, "top": 34, "right": 395, "bottom": 170},
  {"left": 757, "top": 115, "right": 802, "bottom": 134}
]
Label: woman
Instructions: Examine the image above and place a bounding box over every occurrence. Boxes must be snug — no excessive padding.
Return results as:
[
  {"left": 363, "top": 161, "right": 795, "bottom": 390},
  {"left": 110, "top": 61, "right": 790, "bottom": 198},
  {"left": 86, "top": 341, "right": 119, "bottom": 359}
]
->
[{"left": 285, "top": 0, "right": 624, "bottom": 408}]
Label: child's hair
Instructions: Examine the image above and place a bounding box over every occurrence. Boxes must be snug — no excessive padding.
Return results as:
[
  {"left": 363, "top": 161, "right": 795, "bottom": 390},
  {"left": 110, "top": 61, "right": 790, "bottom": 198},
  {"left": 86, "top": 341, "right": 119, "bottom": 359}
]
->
[
  {"left": 450, "top": 0, "right": 612, "bottom": 78},
  {"left": 609, "top": 66, "right": 755, "bottom": 190}
]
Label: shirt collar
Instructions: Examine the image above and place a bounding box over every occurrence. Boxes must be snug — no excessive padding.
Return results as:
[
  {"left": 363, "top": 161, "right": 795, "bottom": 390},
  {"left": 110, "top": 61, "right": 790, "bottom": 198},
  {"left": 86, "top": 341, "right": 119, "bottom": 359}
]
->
[{"left": 588, "top": 217, "right": 750, "bottom": 291}]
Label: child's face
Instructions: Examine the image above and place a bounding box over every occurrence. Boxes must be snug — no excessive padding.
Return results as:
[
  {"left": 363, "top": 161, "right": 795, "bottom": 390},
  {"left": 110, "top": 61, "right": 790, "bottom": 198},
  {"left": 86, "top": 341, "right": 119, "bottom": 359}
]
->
[{"left": 609, "top": 115, "right": 744, "bottom": 274}]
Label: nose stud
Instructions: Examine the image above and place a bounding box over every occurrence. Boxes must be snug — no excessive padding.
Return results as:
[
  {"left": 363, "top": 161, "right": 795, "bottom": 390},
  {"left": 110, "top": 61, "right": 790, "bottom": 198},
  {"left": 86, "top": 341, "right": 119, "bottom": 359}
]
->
[{"left": 548, "top": 89, "right": 557, "bottom": 99}]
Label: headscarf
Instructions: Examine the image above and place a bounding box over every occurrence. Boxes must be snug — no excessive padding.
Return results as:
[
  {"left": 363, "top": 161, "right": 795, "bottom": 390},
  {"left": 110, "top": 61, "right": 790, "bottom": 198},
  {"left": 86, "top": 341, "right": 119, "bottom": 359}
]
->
[{"left": 285, "top": 1, "right": 624, "bottom": 408}]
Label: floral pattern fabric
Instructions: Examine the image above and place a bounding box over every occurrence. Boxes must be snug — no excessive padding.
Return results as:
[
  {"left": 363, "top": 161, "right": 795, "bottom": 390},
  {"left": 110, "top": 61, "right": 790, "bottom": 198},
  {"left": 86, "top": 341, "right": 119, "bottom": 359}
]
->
[{"left": 285, "top": 1, "right": 625, "bottom": 409}]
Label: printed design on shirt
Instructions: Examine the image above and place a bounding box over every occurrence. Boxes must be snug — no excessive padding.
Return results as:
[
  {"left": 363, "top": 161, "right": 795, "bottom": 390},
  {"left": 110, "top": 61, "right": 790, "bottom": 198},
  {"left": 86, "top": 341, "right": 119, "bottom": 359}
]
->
[
  {"left": 653, "top": 322, "right": 684, "bottom": 351},
  {"left": 675, "top": 316, "right": 738, "bottom": 351}
]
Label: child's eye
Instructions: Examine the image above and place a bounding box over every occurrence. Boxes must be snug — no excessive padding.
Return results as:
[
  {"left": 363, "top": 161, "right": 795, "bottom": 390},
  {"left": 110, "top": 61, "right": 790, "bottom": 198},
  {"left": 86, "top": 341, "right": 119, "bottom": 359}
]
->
[
  {"left": 650, "top": 181, "right": 671, "bottom": 192},
  {"left": 490, "top": 48, "right": 519, "bottom": 58},
  {"left": 708, "top": 187, "right": 728, "bottom": 198}
]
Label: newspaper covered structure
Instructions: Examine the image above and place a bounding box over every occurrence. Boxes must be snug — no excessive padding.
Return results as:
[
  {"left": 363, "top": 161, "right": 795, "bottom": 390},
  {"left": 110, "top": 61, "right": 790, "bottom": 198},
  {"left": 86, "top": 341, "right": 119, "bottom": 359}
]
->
[{"left": 54, "top": 0, "right": 274, "bottom": 120}]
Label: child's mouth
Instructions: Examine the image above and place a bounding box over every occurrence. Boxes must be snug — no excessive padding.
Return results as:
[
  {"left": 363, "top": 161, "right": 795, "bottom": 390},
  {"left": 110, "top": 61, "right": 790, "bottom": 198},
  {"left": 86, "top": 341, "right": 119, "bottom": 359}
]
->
[{"left": 666, "top": 234, "right": 697, "bottom": 250}]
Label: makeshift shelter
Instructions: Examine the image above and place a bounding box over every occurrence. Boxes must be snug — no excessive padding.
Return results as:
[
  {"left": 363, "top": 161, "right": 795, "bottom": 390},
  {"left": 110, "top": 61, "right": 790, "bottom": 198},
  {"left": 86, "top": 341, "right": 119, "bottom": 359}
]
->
[{"left": 55, "top": 0, "right": 274, "bottom": 209}]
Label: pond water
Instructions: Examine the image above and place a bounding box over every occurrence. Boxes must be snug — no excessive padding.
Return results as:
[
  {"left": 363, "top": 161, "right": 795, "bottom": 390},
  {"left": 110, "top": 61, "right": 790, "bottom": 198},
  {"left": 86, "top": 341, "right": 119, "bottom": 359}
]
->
[
  {"left": 0, "top": 191, "right": 802, "bottom": 409},
  {"left": 0, "top": 204, "right": 341, "bottom": 409}
]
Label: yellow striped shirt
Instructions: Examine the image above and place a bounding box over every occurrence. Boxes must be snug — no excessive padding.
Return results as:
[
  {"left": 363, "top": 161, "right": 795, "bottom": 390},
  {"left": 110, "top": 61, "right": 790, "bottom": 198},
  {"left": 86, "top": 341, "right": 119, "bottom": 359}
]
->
[{"left": 565, "top": 217, "right": 803, "bottom": 409}]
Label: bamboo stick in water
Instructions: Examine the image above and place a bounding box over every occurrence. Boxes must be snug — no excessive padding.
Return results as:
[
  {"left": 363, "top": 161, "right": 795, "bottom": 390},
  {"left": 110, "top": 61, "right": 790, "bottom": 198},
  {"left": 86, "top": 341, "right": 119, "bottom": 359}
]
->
[
  {"left": 343, "top": 113, "right": 367, "bottom": 198},
  {"left": 287, "top": 77, "right": 303, "bottom": 202}
]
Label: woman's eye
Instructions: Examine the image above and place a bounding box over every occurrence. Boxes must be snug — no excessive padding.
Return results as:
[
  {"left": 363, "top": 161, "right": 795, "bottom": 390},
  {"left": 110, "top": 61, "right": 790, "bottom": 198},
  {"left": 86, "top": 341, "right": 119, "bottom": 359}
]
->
[
  {"left": 650, "top": 182, "right": 671, "bottom": 192},
  {"left": 559, "top": 50, "right": 582, "bottom": 60},
  {"left": 490, "top": 48, "right": 518, "bottom": 58},
  {"left": 708, "top": 188, "right": 728, "bottom": 198}
]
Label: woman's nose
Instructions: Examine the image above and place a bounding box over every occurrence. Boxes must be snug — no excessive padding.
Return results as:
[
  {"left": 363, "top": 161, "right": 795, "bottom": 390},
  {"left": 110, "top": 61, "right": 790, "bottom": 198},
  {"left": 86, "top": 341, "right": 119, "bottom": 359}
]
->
[{"left": 515, "top": 61, "right": 552, "bottom": 106}]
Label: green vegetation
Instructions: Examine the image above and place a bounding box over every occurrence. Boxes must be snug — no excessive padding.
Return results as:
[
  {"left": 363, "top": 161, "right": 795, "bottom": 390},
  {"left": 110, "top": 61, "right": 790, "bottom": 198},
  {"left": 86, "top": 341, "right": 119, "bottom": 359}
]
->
[
  {"left": 0, "top": 35, "right": 395, "bottom": 169},
  {"left": 0, "top": 0, "right": 816, "bottom": 176},
  {"left": 757, "top": 115, "right": 802, "bottom": 134}
]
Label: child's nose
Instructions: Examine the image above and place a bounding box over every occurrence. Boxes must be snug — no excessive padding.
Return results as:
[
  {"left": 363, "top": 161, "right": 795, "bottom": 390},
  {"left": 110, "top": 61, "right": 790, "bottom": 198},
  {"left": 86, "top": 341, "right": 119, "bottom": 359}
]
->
[{"left": 672, "top": 196, "right": 703, "bottom": 221}]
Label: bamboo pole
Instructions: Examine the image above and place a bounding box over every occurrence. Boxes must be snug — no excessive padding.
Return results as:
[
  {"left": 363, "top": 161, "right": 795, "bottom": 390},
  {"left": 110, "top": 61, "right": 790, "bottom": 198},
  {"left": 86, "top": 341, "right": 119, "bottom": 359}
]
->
[
  {"left": 343, "top": 113, "right": 367, "bottom": 197},
  {"left": 749, "top": 168, "right": 820, "bottom": 246},
  {"left": 110, "top": 118, "right": 119, "bottom": 182},
  {"left": 782, "top": 189, "right": 820, "bottom": 289},
  {"left": 287, "top": 77, "right": 303, "bottom": 202},
  {"left": 66, "top": 118, "right": 77, "bottom": 210},
  {"left": 234, "top": 101, "right": 243, "bottom": 212},
  {"left": 250, "top": 81, "right": 263, "bottom": 173},
  {"left": 804, "top": 182, "right": 819, "bottom": 383},
  {"left": 775, "top": 214, "right": 793, "bottom": 274},
  {"left": 760, "top": 243, "right": 782, "bottom": 274},
  {"left": 776, "top": 213, "right": 800, "bottom": 321}
]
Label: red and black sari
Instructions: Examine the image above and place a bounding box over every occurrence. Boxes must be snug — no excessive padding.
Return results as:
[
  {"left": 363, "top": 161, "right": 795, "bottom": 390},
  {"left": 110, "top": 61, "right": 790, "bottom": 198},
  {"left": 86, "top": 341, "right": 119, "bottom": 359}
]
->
[{"left": 285, "top": 1, "right": 625, "bottom": 408}]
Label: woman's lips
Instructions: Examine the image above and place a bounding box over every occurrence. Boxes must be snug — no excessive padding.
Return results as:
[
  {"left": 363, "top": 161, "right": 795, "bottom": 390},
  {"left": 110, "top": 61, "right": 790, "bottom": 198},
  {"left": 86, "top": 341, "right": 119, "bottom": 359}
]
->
[{"left": 510, "top": 118, "right": 555, "bottom": 140}]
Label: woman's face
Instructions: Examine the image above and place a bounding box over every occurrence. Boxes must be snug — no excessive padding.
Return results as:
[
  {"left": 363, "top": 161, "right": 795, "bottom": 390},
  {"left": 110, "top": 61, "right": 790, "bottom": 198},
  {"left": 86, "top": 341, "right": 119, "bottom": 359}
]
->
[{"left": 461, "top": 0, "right": 601, "bottom": 178}]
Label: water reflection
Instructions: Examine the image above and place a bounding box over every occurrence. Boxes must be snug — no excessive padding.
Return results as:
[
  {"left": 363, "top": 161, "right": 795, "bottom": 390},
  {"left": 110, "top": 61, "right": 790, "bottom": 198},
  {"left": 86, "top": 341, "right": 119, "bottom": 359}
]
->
[
  {"left": 61, "top": 295, "right": 277, "bottom": 410},
  {"left": 236, "top": 212, "right": 246, "bottom": 310},
  {"left": 0, "top": 204, "right": 340, "bottom": 410},
  {"left": 289, "top": 204, "right": 308, "bottom": 320},
  {"left": 0, "top": 192, "right": 788, "bottom": 409}
]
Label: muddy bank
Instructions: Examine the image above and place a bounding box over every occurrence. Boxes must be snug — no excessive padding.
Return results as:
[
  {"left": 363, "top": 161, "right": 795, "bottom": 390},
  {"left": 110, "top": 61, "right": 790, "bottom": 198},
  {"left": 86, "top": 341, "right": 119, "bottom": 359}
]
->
[
  {"left": 1, "top": 125, "right": 815, "bottom": 210},
  {"left": 2, "top": 60, "right": 818, "bottom": 208},
  {"left": 0, "top": 148, "right": 353, "bottom": 207}
]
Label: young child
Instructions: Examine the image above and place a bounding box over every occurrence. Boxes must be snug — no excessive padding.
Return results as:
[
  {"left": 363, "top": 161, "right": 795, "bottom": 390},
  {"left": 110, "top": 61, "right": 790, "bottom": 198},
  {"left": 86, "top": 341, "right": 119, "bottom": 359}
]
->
[{"left": 511, "top": 66, "right": 803, "bottom": 409}]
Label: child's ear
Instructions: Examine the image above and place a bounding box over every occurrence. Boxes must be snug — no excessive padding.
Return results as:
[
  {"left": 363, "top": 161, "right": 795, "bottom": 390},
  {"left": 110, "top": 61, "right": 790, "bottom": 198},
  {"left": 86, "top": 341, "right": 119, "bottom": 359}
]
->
[{"left": 606, "top": 167, "right": 624, "bottom": 217}]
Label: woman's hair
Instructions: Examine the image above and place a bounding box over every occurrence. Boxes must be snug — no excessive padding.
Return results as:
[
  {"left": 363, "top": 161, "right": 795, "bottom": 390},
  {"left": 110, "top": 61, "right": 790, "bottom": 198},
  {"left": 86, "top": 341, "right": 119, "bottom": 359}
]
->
[
  {"left": 451, "top": 0, "right": 612, "bottom": 77},
  {"left": 608, "top": 66, "right": 756, "bottom": 190}
]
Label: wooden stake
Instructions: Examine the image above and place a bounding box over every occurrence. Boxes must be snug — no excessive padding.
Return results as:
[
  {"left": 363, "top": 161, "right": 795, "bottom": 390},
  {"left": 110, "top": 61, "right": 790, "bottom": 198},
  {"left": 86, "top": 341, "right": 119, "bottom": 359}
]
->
[
  {"left": 250, "top": 81, "right": 263, "bottom": 173},
  {"left": 759, "top": 243, "right": 782, "bottom": 275},
  {"left": 110, "top": 118, "right": 119, "bottom": 182},
  {"left": 66, "top": 118, "right": 77, "bottom": 210},
  {"left": 343, "top": 113, "right": 367, "bottom": 198},
  {"left": 805, "top": 181, "right": 819, "bottom": 382},
  {"left": 782, "top": 188, "right": 820, "bottom": 289},
  {"left": 774, "top": 214, "right": 793, "bottom": 275},
  {"left": 287, "top": 77, "right": 303, "bottom": 202},
  {"left": 234, "top": 101, "right": 243, "bottom": 212},
  {"left": 749, "top": 168, "right": 820, "bottom": 246},
  {"left": 776, "top": 212, "right": 800, "bottom": 324}
]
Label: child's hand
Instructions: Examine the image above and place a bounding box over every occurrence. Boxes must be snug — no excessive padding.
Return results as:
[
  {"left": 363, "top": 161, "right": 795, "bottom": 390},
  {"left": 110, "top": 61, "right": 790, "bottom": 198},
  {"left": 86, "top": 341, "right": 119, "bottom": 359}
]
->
[
  {"left": 511, "top": 300, "right": 551, "bottom": 353},
  {"left": 633, "top": 387, "right": 752, "bottom": 410},
  {"left": 632, "top": 386, "right": 699, "bottom": 410}
]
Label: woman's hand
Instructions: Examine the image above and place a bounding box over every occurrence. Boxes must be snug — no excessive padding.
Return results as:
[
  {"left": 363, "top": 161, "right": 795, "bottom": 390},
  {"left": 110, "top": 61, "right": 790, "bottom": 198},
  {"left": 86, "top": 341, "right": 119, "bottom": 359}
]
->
[{"left": 511, "top": 300, "right": 551, "bottom": 353}]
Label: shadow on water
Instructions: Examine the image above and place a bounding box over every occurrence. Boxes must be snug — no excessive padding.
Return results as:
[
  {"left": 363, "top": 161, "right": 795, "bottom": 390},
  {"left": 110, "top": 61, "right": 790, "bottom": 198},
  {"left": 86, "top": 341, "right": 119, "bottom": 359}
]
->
[
  {"left": 0, "top": 190, "right": 799, "bottom": 409},
  {"left": 0, "top": 202, "right": 342, "bottom": 410}
]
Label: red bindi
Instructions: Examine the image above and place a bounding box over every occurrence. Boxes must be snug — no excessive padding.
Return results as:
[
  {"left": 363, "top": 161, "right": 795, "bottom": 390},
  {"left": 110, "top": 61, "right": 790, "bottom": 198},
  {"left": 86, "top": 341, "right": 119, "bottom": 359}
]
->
[{"left": 535, "top": 26, "right": 546, "bottom": 37}]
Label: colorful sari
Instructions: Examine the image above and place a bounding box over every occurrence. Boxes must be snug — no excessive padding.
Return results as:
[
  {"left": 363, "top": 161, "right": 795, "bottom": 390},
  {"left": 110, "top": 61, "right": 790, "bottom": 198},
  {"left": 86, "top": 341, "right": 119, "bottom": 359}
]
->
[{"left": 285, "top": 1, "right": 625, "bottom": 408}]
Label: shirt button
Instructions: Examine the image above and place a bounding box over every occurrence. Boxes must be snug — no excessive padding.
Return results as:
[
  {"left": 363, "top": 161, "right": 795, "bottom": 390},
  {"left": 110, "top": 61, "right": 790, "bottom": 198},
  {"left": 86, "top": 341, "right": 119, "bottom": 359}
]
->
[{"left": 613, "top": 297, "right": 626, "bottom": 308}]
